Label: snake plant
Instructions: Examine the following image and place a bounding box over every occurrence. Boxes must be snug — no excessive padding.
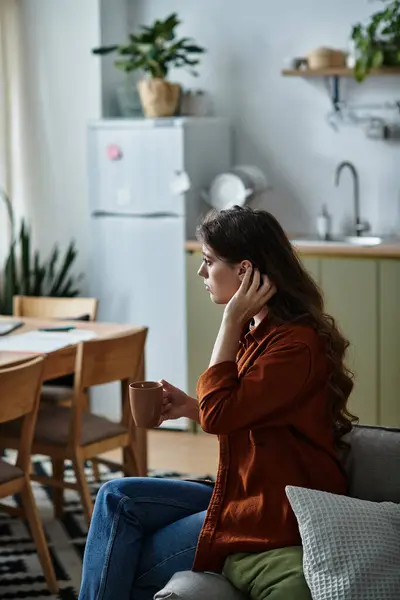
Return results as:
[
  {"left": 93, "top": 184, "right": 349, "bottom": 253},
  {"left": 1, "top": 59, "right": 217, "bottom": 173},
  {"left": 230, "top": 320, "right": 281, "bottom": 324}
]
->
[{"left": 0, "top": 189, "right": 82, "bottom": 315}]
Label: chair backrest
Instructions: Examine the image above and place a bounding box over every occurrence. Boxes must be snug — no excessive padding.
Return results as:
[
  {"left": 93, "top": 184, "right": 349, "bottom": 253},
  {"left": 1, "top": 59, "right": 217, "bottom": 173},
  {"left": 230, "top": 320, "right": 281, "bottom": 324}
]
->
[
  {"left": 75, "top": 328, "right": 148, "bottom": 388},
  {"left": 0, "top": 357, "right": 44, "bottom": 470},
  {"left": 69, "top": 328, "right": 148, "bottom": 445},
  {"left": 13, "top": 296, "right": 98, "bottom": 321}
]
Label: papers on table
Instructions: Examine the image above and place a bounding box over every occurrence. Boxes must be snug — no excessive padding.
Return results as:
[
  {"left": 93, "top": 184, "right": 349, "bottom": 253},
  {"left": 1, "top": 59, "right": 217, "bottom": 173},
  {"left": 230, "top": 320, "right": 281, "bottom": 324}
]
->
[
  {"left": 0, "top": 321, "right": 23, "bottom": 336},
  {"left": 0, "top": 329, "right": 97, "bottom": 353}
]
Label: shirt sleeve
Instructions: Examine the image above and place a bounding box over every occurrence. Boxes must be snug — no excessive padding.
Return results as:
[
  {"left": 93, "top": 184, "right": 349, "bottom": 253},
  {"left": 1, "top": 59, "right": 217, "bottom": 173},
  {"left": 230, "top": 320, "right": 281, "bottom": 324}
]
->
[{"left": 196, "top": 341, "right": 312, "bottom": 435}]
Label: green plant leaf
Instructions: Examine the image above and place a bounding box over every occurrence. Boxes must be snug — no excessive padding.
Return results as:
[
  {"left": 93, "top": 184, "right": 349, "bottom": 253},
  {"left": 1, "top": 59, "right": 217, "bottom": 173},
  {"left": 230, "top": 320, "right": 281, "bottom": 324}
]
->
[
  {"left": 57, "top": 271, "right": 82, "bottom": 297},
  {"left": 164, "top": 13, "right": 180, "bottom": 29},
  {"left": 46, "top": 245, "right": 59, "bottom": 290},
  {"left": 2, "top": 242, "right": 18, "bottom": 315},
  {"left": 115, "top": 59, "right": 135, "bottom": 72},
  {"left": 351, "top": 23, "right": 363, "bottom": 40},
  {"left": 92, "top": 45, "right": 119, "bottom": 55},
  {"left": 67, "top": 289, "right": 80, "bottom": 298},
  {"left": 32, "top": 251, "right": 46, "bottom": 296},
  {"left": 93, "top": 13, "right": 204, "bottom": 79},
  {"left": 354, "top": 59, "right": 368, "bottom": 82},
  {"left": 19, "top": 220, "right": 31, "bottom": 296},
  {"left": 156, "top": 13, "right": 180, "bottom": 41},
  {"left": 170, "top": 37, "right": 192, "bottom": 49},
  {"left": 0, "top": 188, "right": 15, "bottom": 233},
  {"left": 351, "top": 0, "right": 400, "bottom": 77},
  {"left": 118, "top": 43, "right": 138, "bottom": 55},
  {"left": 58, "top": 276, "right": 76, "bottom": 297},
  {"left": 48, "top": 241, "right": 78, "bottom": 296},
  {"left": 135, "top": 43, "right": 153, "bottom": 55},
  {"left": 372, "top": 48, "right": 385, "bottom": 67},
  {"left": 136, "top": 31, "right": 156, "bottom": 44},
  {"left": 0, "top": 218, "right": 82, "bottom": 310},
  {"left": 175, "top": 54, "right": 200, "bottom": 66},
  {"left": 182, "top": 44, "right": 205, "bottom": 54}
]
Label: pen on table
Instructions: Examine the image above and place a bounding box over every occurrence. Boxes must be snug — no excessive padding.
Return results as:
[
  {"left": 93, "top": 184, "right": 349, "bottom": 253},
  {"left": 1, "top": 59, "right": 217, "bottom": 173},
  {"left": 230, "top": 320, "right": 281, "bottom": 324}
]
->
[{"left": 38, "top": 326, "right": 77, "bottom": 332}]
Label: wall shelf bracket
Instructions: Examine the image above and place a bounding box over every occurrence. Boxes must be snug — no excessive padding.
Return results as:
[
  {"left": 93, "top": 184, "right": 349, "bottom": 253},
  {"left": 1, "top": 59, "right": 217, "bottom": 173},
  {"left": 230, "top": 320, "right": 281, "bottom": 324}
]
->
[{"left": 325, "top": 75, "right": 341, "bottom": 111}]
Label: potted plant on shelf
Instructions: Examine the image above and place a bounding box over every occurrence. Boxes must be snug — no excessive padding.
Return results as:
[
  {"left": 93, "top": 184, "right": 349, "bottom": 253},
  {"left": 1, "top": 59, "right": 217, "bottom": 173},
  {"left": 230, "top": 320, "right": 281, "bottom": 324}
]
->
[
  {"left": 351, "top": 0, "right": 400, "bottom": 82},
  {"left": 92, "top": 13, "right": 205, "bottom": 118}
]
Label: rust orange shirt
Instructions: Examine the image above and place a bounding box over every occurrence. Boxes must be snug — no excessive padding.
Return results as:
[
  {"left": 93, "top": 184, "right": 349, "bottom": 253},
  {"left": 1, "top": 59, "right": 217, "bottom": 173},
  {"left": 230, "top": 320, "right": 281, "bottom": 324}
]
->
[{"left": 192, "top": 317, "right": 347, "bottom": 573}]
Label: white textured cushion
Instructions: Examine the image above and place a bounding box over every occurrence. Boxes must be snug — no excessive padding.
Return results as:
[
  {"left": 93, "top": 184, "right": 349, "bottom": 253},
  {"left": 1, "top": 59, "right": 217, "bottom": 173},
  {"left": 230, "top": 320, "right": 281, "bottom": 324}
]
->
[{"left": 286, "top": 486, "right": 400, "bottom": 600}]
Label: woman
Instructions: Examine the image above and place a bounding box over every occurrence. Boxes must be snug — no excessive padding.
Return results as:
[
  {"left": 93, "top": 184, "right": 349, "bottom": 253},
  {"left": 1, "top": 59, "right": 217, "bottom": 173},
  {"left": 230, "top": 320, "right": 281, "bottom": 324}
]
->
[{"left": 78, "top": 206, "right": 356, "bottom": 600}]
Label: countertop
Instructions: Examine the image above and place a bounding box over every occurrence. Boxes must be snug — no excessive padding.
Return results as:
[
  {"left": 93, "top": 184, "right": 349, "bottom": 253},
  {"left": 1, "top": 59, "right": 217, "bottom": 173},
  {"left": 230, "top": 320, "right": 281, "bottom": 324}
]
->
[{"left": 185, "top": 239, "right": 400, "bottom": 258}]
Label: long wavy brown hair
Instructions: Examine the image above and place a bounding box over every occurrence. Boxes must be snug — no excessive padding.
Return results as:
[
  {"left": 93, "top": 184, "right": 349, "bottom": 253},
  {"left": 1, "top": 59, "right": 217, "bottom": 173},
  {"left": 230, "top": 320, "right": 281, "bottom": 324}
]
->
[{"left": 197, "top": 206, "right": 358, "bottom": 448}]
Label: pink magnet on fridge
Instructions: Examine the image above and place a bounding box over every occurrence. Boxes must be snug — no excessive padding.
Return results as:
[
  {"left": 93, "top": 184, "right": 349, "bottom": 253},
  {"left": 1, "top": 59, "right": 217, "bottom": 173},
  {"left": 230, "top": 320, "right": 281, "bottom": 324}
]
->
[{"left": 107, "top": 144, "right": 123, "bottom": 161}]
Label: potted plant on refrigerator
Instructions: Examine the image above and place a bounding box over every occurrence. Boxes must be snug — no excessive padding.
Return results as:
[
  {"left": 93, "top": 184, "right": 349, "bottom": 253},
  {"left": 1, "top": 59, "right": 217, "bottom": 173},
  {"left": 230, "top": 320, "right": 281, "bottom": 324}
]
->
[{"left": 92, "top": 13, "right": 206, "bottom": 118}]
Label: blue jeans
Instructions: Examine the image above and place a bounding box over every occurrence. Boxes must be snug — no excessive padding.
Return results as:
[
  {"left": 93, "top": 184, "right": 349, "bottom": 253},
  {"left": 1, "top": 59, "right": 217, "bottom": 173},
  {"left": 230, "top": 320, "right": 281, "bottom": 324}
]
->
[{"left": 78, "top": 477, "right": 213, "bottom": 600}]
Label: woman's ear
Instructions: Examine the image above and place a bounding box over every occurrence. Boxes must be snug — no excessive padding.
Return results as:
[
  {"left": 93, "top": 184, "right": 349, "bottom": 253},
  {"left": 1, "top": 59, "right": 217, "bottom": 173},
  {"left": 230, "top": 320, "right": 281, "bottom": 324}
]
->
[{"left": 238, "top": 260, "right": 253, "bottom": 281}]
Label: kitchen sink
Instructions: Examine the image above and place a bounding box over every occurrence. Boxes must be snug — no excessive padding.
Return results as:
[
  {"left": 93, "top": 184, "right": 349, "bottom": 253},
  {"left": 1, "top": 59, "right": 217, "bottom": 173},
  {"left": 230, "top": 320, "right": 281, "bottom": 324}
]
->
[
  {"left": 344, "top": 236, "right": 383, "bottom": 246},
  {"left": 291, "top": 236, "right": 385, "bottom": 247},
  {"left": 291, "top": 238, "right": 349, "bottom": 248}
]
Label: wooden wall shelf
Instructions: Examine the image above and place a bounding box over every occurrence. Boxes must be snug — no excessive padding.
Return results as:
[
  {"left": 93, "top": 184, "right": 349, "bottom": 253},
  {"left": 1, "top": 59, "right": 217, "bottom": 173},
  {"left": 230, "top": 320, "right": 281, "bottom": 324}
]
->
[
  {"left": 281, "top": 67, "right": 400, "bottom": 111},
  {"left": 282, "top": 67, "right": 400, "bottom": 77}
]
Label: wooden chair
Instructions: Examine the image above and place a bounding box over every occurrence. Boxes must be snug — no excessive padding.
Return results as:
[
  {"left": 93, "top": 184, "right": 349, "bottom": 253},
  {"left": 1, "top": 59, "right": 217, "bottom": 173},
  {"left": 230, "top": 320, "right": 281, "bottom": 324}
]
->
[
  {"left": 0, "top": 358, "right": 58, "bottom": 594},
  {"left": 13, "top": 295, "right": 98, "bottom": 321},
  {"left": 13, "top": 294, "right": 101, "bottom": 480},
  {"left": 13, "top": 295, "right": 98, "bottom": 405},
  {"left": 0, "top": 329, "right": 148, "bottom": 524}
]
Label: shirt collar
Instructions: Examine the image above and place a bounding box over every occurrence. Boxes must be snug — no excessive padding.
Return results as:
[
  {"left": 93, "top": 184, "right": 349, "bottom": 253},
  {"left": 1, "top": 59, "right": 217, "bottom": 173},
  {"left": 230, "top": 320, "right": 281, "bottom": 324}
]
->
[{"left": 241, "top": 314, "right": 272, "bottom": 345}]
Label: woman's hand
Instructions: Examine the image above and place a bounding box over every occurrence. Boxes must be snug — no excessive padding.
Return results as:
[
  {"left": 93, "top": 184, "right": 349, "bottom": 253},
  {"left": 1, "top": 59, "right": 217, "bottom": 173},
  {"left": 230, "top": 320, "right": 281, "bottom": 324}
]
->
[
  {"left": 224, "top": 267, "right": 276, "bottom": 325},
  {"left": 159, "top": 380, "right": 200, "bottom": 424},
  {"left": 208, "top": 269, "right": 276, "bottom": 368}
]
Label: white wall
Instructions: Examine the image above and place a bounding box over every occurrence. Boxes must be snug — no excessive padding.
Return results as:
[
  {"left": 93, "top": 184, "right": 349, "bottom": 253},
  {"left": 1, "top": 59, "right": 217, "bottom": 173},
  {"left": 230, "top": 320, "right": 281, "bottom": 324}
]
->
[
  {"left": 129, "top": 0, "right": 400, "bottom": 236},
  {"left": 19, "top": 0, "right": 102, "bottom": 284},
  {"left": 16, "top": 0, "right": 400, "bottom": 260},
  {"left": 100, "top": 0, "right": 129, "bottom": 117}
]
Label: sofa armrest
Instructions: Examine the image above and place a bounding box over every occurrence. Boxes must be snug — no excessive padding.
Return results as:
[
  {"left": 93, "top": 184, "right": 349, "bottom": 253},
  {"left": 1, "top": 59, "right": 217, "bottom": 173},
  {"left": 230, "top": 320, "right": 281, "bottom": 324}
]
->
[{"left": 154, "top": 571, "right": 247, "bottom": 600}]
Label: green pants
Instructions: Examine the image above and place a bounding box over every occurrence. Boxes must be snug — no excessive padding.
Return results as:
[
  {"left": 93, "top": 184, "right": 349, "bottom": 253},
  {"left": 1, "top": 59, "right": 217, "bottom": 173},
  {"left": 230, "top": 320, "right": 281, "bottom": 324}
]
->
[{"left": 223, "top": 546, "right": 312, "bottom": 600}]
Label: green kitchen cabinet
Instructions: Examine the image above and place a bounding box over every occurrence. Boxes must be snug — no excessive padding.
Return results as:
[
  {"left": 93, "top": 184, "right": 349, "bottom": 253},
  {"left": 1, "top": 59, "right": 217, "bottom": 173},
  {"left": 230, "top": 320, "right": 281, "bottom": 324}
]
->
[
  {"left": 186, "top": 251, "right": 224, "bottom": 398},
  {"left": 320, "top": 258, "right": 379, "bottom": 426},
  {"left": 300, "top": 257, "right": 321, "bottom": 285},
  {"left": 379, "top": 260, "right": 400, "bottom": 428}
]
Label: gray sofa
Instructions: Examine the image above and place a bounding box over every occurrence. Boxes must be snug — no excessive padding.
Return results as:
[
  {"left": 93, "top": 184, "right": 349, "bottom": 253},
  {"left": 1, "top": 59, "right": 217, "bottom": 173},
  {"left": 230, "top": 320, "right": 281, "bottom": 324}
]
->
[{"left": 155, "top": 425, "right": 400, "bottom": 600}]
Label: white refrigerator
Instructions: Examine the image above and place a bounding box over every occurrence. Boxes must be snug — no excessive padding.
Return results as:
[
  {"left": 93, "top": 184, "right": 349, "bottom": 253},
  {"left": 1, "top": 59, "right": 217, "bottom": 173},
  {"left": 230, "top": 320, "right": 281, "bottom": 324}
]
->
[{"left": 87, "top": 118, "right": 231, "bottom": 428}]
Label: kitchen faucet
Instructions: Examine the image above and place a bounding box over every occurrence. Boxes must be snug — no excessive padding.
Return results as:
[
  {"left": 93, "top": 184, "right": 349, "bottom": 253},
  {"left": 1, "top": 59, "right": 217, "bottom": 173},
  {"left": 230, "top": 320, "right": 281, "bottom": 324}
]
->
[{"left": 334, "top": 161, "right": 370, "bottom": 237}]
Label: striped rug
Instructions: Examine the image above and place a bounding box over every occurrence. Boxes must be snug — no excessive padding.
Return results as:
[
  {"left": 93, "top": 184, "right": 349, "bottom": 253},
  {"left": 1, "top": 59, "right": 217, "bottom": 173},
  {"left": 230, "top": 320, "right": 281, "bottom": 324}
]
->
[{"left": 0, "top": 457, "right": 214, "bottom": 599}]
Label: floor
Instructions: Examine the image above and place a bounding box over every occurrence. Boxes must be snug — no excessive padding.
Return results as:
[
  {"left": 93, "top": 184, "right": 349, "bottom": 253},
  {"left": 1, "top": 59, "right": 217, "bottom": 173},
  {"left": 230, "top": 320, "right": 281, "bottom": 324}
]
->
[
  {"left": 105, "top": 429, "right": 219, "bottom": 477},
  {"left": 2, "top": 431, "right": 218, "bottom": 600}
]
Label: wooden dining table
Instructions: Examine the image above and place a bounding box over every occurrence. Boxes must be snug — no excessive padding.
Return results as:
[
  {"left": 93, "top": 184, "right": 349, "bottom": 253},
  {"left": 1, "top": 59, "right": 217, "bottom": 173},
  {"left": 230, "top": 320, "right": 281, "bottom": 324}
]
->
[
  {"left": 0, "top": 315, "right": 148, "bottom": 473},
  {"left": 0, "top": 316, "right": 145, "bottom": 377}
]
